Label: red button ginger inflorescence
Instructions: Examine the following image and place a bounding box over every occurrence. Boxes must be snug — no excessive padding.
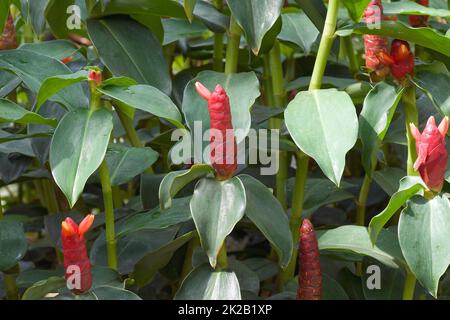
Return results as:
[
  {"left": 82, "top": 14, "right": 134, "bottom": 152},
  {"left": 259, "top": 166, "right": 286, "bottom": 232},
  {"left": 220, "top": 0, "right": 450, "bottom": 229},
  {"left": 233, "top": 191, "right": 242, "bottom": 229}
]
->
[
  {"left": 409, "top": 0, "right": 429, "bottom": 27},
  {"left": 195, "top": 81, "right": 237, "bottom": 180},
  {"left": 363, "top": 0, "right": 390, "bottom": 81},
  {"left": 61, "top": 214, "right": 95, "bottom": 294},
  {"left": 410, "top": 116, "right": 449, "bottom": 192},
  {"left": 297, "top": 219, "right": 322, "bottom": 300},
  {"left": 389, "top": 40, "right": 415, "bottom": 81},
  {"left": 0, "top": 14, "right": 17, "bottom": 50},
  {"left": 88, "top": 69, "right": 102, "bottom": 86}
]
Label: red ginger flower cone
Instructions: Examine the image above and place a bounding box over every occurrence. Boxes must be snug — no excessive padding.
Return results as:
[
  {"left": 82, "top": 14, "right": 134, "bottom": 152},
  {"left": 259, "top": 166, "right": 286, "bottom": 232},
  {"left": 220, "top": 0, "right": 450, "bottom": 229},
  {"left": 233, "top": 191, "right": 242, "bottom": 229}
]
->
[
  {"left": 61, "top": 214, "right": 95, "bottom": 294},
  {"left": 389, "top": 40, "right": 414, "bottom": 81},
  {"left": 363, "top": 0, "right": 390, "bottom": 81},
  {"left": 297, "top": 219, "right": 322, "bottom": 300},
  {"left": 409, "top": 0, "right": 429, "bottom": 27},
  {"left": 410, "top": 116, "right": 449, "bottom": 192},
  {"left": 0, "top": 14, "right": 17, "bottom": 50},
  {"left": 195, "top": 81, "right": 237, "bottom": 180}
]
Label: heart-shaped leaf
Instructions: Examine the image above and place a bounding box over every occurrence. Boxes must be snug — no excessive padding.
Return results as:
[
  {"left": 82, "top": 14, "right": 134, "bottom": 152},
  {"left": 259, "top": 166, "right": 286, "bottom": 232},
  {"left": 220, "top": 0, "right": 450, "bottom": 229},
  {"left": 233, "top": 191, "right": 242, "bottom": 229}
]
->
[
  {"left": 413, "top": 68, "right": 450, "bottom": 116},
  {"left": 399, "top": 195, "right": 450, "bottom": 297},
  {"left": 278, "top": 12, "right": 319, "bottom": 54},
  {"left": 190, "top": 177, "right": 246, "bottom": 268},
  {"left": 285, "top": 89, "right": 358, "bottom": 186},
  {"left": 50, "top": 108, "right": 113, "bottom": 207}
]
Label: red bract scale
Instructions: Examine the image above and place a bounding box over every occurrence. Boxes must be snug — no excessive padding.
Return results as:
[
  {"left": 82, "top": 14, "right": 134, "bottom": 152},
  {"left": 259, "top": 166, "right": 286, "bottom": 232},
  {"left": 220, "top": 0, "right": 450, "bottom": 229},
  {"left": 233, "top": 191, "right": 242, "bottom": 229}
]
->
[
  {"left": 0, "top": 14, "right": 17, "bottom": 50},
  {"left": 297, "top": 219, "right": 322, "bottom": 300},
  {"left": 88, "top": 70, "right": 102, "bottom": 85},
  {"left": 195, "top": 81, "right": 237, "bottom": 180},
  {"left": 363, "top": 0, "right": 390, "bottom": 81},
  {"left": 389, "top": 40, "right": 414, "bottom": 81},
  {"left": 409, "top": 0, "right": 429, "bottom": 27},
  {"left": 410, "top": 116, "right": 449, "bottom": 192},
  {"left": 61, "top": 56, "right": 74, "bottom": 64},
  {"left": 61, "top": 214, "right": 95, "bottom": 294}
]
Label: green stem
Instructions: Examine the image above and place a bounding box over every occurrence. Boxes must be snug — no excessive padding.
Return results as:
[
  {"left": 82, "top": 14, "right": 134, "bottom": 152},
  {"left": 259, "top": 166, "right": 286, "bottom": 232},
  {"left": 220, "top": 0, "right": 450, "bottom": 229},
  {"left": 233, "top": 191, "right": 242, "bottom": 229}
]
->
[
  {"left": 342, "top": 36, "right": 359, "bottom": 77},
  {"left": 180, "top": 234, "right": 200, "bottom": 281},
  {"left": 403, "top": 84, "right": 418, "bottom": 176},
  {"left": 403, "top": 269, "right": 417, "bottom": 300},
  {"left": 278, "top": 152, "right": 309, "bottom": 289},
  {"left": 308, "top": 0, "right": 339, "bottom": 91},
  {"left": 355, "top": 174, "right": 371, "bottom": 226},
  {"left": 216, "top": 243, "right": 228, "bottom": 270},
  {"left": 99, "top": 161, "right": 118, "bottom": 270},
  {"left": 262, "top": 55, "right": 275, "bottom": 107},
  {"left": 212, "top": 0, "right": 224, "bottom": 72},
  {"left": 112, "top": 186, "right": 123, "bottom": 209},
  {"left": 224, "top": 16, "right": 241, "bottom": 75}
]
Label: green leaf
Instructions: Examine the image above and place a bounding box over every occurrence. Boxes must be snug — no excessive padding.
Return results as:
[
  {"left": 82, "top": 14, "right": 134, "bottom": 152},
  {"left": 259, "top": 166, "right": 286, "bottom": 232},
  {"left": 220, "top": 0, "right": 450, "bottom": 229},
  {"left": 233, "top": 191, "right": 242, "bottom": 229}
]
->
[
  {"left": 294, "top": 0, "right": 326, "bottom": 32},
  {"left": 322, "top": 273, "right": 350, "bottom": 300},
  {"left": 229, "top": 259, "right": 260, "bottom": 295},
  {"left": 383, "top": 2, "right": 450, "bottom": 18},
  {"left": 182, "top": 71, "right": 260, "bottom": 154},
  {"left": 27, "top": 0, "right": 51, "bottom": 35},
  {"left": 0, "top": 99, "right": 57, "bottom": 126},
  {"left": 317, "top": 225, "right": 405, "bottom": 268},
  {"left": 90, "top": 286, "right": 142, "bottom": 300},
  {"left": 87, "top": 16, "right": 171, "bottom": 95},
  {"left": 20, "top": 40, "right": 79, "bottom": 60},
  {"left": 191, "top": 0, "right": 229, "bottom": 33},
  {"left": 183, "top": 0, "right": 197, "bottom": 22},
  {"left": 37, "top": 70, "right": 89, "bottom": 110},
  {"left": 362, "top": 257, "right": 404, "bottom": 300},
  {"left": 372, "top": 167, "right": 406, "bottom": 196},
  {"left": 285, "top": 89, "right": 358, "bottom": 186},
  {"left": 175, "top": 263, "right": 241, "bottom": 300},
  {"left": 414, "top": 70, "right": 450, "bottom": 116},
  {"left": 49, "top": 108, "right": 113, "bottom": 207},
  {"left": 278, "top": 12, "right": 319, "bottom": 54},
  {"left": 227, "top": 0, "right": 283, "bottom": 55},
  {"left": 162, "top": 18, "right": 207, "bottom": 45},
  {"left": 359, "top": 82, "right": 404, "bottom": 174},
  {"left": 98, "top": 84, "right": 183, "bottom": 128},
  {"left": 341, "top": 0, "right": 371, "bottom": 22},
  {"left": 90, "top": 0, "right": 186, "bottom": 19},
  {"left": 190, "top": 177, "right": 246, "bottom": 268},
  {"left": 346, "top": 21, "right": 450, "bottom": 58},
  {"left": 159, "top": 164, "right": 214, "bottom": 210},
  {"left": 239, "top": 174, "right": 292, "bottom": 268},
  {"left": 0, "top": 49, "right": 88, "bottom": 110},
  {"left": 21, "top": 277, "right": 66, "bottom": 300},
  {"left": 0, "top": 220, "right": 27, "bottom": 271},
  {"left": 116, "top": 197, "right": 192, "bottom": 238},
  {"left": 106, "top": 144, "right": 159, "bottom": 186},
  {"left": 133, "top": 231, "right": 194, "bottom": 287},
  {"left": 399, "top": 195, "right": 450, "bottom": 297},
  {"left": 0, "top": 1, "right": 10, "bottom": 34},
  {"left": 368, "top": 176, "right": 426, "bottom": 244}
]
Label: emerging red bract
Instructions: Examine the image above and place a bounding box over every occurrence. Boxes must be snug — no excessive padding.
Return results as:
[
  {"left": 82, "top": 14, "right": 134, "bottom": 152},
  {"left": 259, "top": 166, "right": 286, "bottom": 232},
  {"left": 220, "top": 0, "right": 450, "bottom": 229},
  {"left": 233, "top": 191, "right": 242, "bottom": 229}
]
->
[
  {"left": 0, "top": 14, "right": 17, "bottom": 50},
  {"left": 297, "top": 219, "right": 322, "bottom": 300},
  {"left": 195, "top": 81, "right": 237, "bottom": 180},
  {"left": 61, "top": 214, "right": 95, "bottom": 294},
  {"left": 389, "top": 40, "right": 415, "bottom": 81},
  {"left": 409, "top": 0, "right": 429, "bottom": 27},
  {"left": 410, "top": 116, "right": 449, "bottom": 192}
]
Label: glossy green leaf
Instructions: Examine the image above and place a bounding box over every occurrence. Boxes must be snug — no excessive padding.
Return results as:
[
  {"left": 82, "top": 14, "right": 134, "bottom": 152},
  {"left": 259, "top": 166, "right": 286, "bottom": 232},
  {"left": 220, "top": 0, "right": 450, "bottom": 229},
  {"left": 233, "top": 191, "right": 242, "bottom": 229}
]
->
[
  {"left": 50, "top": 108, "right": 113, "bottom": 207},
  {"left": 27, "top": 0, "right": 51, "bottom": 35},
  {"left": 21, "top": 277, "right": 66, "bottom": 300},
  {"left": 37, "top": 70, "right": 89, "bottom": 110},
  {"left": 90, "top": 286, "right": 142, "bottom": 300},
  {"left": 229, "top": 259, "right": 260, "bottom": 295},
  {"left": 162, "top": 18, "right": 207, "bottom": 45},
  {"left": 372, "top": 167, "right": 406, "bottom": 196},
  {"left": 98, "top": 84, "right": 183, "bottom": 128},
  {"left": 278, "top": 12, "right": 319, "bottom": 54},
  {"left": 346, "top": 21, "right": 450, "bottom": 57},
  {"left": 239, "top": 174, "right": 292, "bottom": 268},
  {"left": 0, "top": 49, "right": 88, "bottom": 110},
  {"left": 414, "top": 69, "right": 450, "bottom": 116},
  {"left": 317, "top": 226, "right": 405, "bottom": 268},
  {"left": 368, "top": 176, "right": 426, "bottom": 244},
  {"left": 20, "top": 40, "right": 79, "bottom": 60},
  {"left": 0, "top": 99, "right": 57, "bottom": 126},
  {"left": 90, "top": 0, "right": 186, "bottom": 19},
  {"left": 175, "top": 263, "right": 241, "bottom": 300},
  {"left": 227, "top": 0, "right": 283, "bottom": 55},
  {"left": 133, "top": 231, "right": 194, "bottom": 287},
  {"left": 159, "top": 164, "right": 214, "bottom": 210},
  {"left": 0, "top": 220, "right": 27, "bottom": 271},
  {"left": 106, "top": 144, "right": 159, "bottom": 186},
  {"left": 0, "top": 1, "right": 9, "bottom": 34},
  {"left": 191, "top": 0, "right": 229, "bottom": 33},
  {"left": 183, "top": 0, "right": 197, "bottom": 22},
  {"left": 182, "top": 71, "right": 260, "bottom": 149},
  {"left": 190, "top": 177, "right": 246, "bottom": 268},
  {"left": 294, "top": 0, "right": 327, "bottom": 32},
  {"left": 342, "top": 0, "right": 371, "bottom": 22},
  {"left": 399, "top": 195, "right": 450, "bottom": 297},
  {"left": 285, "top": 89, "right": 358, "bottom": 186},
  {"left": 359, "top": 82, "right": 404, "bottom": 174},
  {"left": 87, "top": 16, "right": 171, "bottom": 94},
  {"left": 383, "top": 2, "right": 450, "bottom": 18}
]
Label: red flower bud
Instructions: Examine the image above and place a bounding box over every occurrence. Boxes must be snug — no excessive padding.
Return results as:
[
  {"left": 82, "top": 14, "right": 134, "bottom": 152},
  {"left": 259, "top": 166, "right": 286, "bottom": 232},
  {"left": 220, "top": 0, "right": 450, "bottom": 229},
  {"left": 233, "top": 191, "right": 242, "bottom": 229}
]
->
[
  {"left": 297, "top": 219, "right": 322, "bottom": 300},
  {"left": 195, "top": 82, "right": 237, "bottom": 180},
  {"left": 61, "top": 214, "right": 95, "bottom": 294},
  {"left": 390, "top": 40, "right": 414, "bottom": 81},
  {"left": 410, "top": 116, "right": 449, "bottom": 192},
  {"left": 88, "top": 70, "right": 102, "bottom": 86},
  {"left": 61, "top": 56, "right": 74, "bottom": 64},
  {"left": 409, "top": 0, "right": 429, "bottom": 27},
  {"left": 0, "top": 14, "right": 17, "bottom": 50},
  {"left": 363, "top": 1, "right": 390, "bottom": 81}
]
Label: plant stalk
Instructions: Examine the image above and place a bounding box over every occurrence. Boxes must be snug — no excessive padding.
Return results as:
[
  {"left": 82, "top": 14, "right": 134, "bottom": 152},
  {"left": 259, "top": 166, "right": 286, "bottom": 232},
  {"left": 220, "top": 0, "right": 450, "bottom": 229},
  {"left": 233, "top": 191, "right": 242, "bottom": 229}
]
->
[
  {"left": 402, "top": 269, "right": 417, "bottom": 300},
  {"left": 212, "top": 0, "right": 224, "bottom": 72},
  {"left": 403, "top": 84, "right": 419, "bottom": 176},
  {"left": 180, "top": 234, "right": 200, "bottom": 281},
  {"left": 342, "top": 36, "right": 359, "bottom": 77},
  {"left": 355, "top": 174, "right": 371, "bottom": 226},
  {"left": 224, "top": 16, "right": 241, "bottom": 75},
  {"left": 216, "top": 243, "right": 228, "bottom": 270}
]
